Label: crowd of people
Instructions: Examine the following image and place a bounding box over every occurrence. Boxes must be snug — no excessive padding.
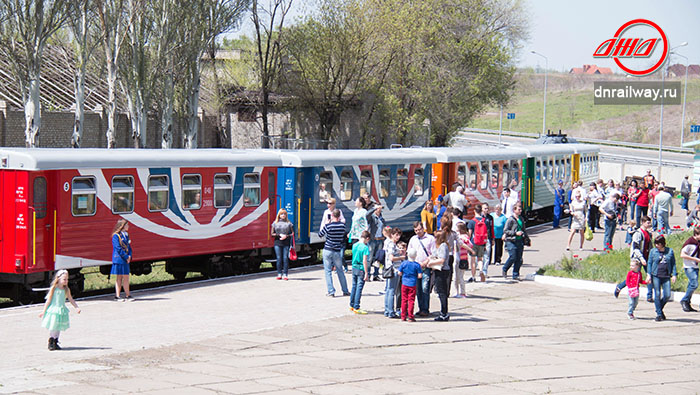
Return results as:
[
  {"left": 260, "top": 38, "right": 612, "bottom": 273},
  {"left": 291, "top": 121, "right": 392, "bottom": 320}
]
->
[
  {"left": 553, "top": 170, "right": 700, "bottom": 252},
  {"left": 317, "top": 183, "right": 529, "bottom": 322}
]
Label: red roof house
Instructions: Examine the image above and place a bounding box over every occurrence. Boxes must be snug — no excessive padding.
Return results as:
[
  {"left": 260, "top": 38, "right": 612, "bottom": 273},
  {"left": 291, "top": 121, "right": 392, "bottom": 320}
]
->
[{"left": 569, "top": 64, "right": 613, "bottom": 75}]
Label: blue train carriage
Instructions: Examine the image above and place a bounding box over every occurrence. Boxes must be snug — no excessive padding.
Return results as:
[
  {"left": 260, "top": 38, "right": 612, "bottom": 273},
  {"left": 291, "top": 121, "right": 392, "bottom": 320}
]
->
[
  {"left": 271, "top": 149, "right": 438, "bottom": 248},
  {"left": 514, "top": 144, "right": 600, "bottom": 221}
]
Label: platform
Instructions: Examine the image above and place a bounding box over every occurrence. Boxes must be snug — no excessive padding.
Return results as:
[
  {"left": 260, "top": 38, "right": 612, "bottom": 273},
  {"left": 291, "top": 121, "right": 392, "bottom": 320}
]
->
[{"left": 2, "top": 209, "right": 699, "bottom": 394}]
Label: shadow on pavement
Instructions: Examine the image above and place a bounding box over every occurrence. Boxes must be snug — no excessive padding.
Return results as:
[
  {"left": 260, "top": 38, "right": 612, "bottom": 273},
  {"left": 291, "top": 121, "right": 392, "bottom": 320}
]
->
[{"left": 59, "top": 346, "right": 112, "bottom": 351}]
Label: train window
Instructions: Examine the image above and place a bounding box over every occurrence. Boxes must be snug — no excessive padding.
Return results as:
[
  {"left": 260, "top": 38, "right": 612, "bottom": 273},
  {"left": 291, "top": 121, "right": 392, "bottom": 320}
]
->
[
  {"left": 511, "top": 160, "right": 520, "bottom": 185},
  {"left": 554, "top": 159, "right": 559, "bottom": 181},
  {"left": 182, "top": 174, "right": 202, "bottom": 210},
  {"left": 243, "top": 173, "right": 260, "bottom": 206},
  {"left": 360, "top": 170, "right": 372, "bottom": 197},
  {"left": 468, "top": 165, "right": 477, "bottom": 190},
  {"left": 341, "top": 170, "right": 353, "bottom": 201},
  {"left": 457, "top": 166, "right": 466, "bottom": 187},
  {"left": 480, "top": 162, "right": 488, "bottom": 190},
  {"left": 379, "top": 170, "right": 390, "bottom": 198},
  {"left": 548, "top": 159, "right": 554, "bottom": 180},
  {"left": 111, "top": 176, "right": 134, "bottom": 214},
  {"left": 503, "top": 163, "right": 510, "bottom": 187},
  {"left": 397, "top": 169, "right": 408, "bottom": 197},
  {"left": 414, "top": 169, "right": 424, "bottom": 196},
  {"left": 535, "top": 160, "right": 541, "bottom": 181},
  {"left": 566, "top": 158, "right": 571, "bottom": 179},
  {"left": 491, "top": 162, "right": 499, "bottom": 189},
  {"left": 33, "top": 177, "right": 47, "bottom": 219},
  {"left": 148, "top": 175, "right": 169, "bottom": 212},
  {"left": 319, "top": 171, "right": 333, "bottom": 202},
  {"left": 72, "top": 177, "right": 96, "bottom": 216},
  {"left": 214, "top": 174, "right": 233, "bottom": 208}
]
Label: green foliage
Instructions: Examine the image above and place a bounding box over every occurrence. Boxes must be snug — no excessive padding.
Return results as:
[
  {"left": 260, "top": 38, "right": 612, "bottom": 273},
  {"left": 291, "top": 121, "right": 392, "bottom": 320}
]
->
[{"left": 540, "top": 231, "right": 694, "bottom": 292}]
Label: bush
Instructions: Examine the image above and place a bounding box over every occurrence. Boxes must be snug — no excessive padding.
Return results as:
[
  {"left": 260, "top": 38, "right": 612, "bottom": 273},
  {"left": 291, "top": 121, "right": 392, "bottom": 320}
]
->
[{"left": 540, "top": 231, "right": 693, "bottom": 292}]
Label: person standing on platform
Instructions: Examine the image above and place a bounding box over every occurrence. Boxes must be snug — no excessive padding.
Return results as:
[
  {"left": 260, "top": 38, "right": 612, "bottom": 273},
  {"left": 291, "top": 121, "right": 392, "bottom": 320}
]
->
[
  {"left": 384, "top": 227, "right": 405, "bottom": 318},
  {"left": 421, "top": 200, "right": 437, "bottom": 235},
  {"left": 39, "top": 270, "right": 81, "bottom": 351},
  {"left": 625, "top": 259, "right": 647, "bottom": 320},
  {"left": 646, "top": 235, "right": 677, "bottom": 322},
  {"left": 408, "top": 221, "right": 435, "bottom": 317},
  {"left": 428, "top": 230, "right": 452, "bottom": 321},
  {"left": 553, "top": 180, "right": 565, "bottom": 228},
  {"left": 271, "top": 209, "right": 294, "bottom": 280},
  {"left": 599, "top": 192, "right": 620, "bottom": 251},
  {"left": 587, "top": 183, "right": 602, "bottom": 233},
  {"left": 349, "top": 231, "right": 371, "bottom": 315},
  {"left": 679, "top": 228, "right": 700, "bottom": 312},
  {"left": 502, "top": 188, "right": 516, "bottom": 218},
  {"left": 644, "top": 169, "right": 656, "bottom": 189},
  {"left": 681, "top": 175, "right": 692, "bottom": 215},
  {"left": 491, "top": 204, "right": 507, "bottom": 265},
  {"left": 627, "top": 180, "right": 640, "bottom": 226},
  {"left": 467, "top": 204, "right": 488, "bottom": 283},
  {"left": 434, "top": 195, "right": 447, "bottom": 227},
  {"left": 111, "top": 219, "right": 133, "bottom": 301},
  {"left": 653, "top": 185, "right": 673, "bottom": 235},
  {"left": 319, "top": 209, "right": 350, "bottom": 297},
  {"left": 446, "top": 185, "right": 469, "bottom": 219},
  {"left": 320, "top": 198, "right": 345, "bottom": 231},
  {"left": 502, "top": 204, "right": 529, "bottom": 281},
  {"left": 567, "top": 190, "right": 586, "bottom": 251},
  {"left": 368, "top": 205, "right": 385, "bottom": 282},
  {"left": 635, "top": 184, "right": 650, "bottom": 228},
  {"left": 615, "top": 216, "right": 654, "bottom": 301},
  {"left": 398, "top": 249, "right": 423, "bottom": 322}
]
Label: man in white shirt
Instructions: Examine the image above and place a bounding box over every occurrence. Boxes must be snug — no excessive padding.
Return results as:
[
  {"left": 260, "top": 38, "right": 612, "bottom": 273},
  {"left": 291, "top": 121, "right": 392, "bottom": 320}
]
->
[
  {"left": 501, "top": 188, "right": 517, "bottom": 218},
  {"left": 446, "top": 185, "right": 469, "bottom": 219},
  {"left": 408, "top": 221, "right": 435, "bottom": 317},
  {"left": 599, "top": 192, "right": 619, "bottom": 251}
]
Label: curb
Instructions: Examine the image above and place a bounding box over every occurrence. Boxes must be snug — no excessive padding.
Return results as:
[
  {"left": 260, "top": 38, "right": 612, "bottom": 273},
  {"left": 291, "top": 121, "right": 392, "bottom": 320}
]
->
[{"left": 533, "top": 274, "right": 700, "bottom": 305}]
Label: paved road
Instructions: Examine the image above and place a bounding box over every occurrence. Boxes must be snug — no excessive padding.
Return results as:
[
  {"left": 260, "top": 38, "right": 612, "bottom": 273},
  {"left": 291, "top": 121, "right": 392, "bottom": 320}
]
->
[{"left": 2, "top": 210, "right": 698, "bottom": 394}]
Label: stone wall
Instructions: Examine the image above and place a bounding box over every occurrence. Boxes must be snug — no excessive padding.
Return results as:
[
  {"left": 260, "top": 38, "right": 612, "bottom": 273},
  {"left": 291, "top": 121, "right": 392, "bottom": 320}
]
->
[{"left": 0, "top": 102, "right": 222, "bottom": 149}]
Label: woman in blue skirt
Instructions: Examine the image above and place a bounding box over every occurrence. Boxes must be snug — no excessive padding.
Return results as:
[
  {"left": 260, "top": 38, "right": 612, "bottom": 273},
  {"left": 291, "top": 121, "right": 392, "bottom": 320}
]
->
[{"left": 112, "top": 219, "right": 133, "bottom": 301}]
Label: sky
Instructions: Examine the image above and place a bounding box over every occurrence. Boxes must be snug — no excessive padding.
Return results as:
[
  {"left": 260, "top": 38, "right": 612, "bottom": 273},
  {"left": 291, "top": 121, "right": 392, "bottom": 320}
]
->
[
  {"left": 520, "top": 0, "right": 700, "bottom": 72},
  {"left": 232, "top": 0, "right": 700, "bottom": 72}
]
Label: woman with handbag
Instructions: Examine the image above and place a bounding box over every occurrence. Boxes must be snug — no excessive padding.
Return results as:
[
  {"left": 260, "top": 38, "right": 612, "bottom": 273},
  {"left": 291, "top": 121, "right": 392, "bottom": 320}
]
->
[
  {"left": 111, "top": 219, "right": 133, "bottom": 301},
  {"left": 383, "top": 227, "right": 404, "bottom": 318},
  {"left": 271, "top": 209, "right": 295, "bottom": 280},
  {"left": 567, "top": 190, "right": 586, "bottom": 251}
]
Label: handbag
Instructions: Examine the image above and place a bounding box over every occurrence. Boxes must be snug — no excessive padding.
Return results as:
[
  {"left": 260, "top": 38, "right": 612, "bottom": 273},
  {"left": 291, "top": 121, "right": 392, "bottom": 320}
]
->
[
  {"left": 288, "top": 233, "right": 297, "bottom": 261},
  {"left": 382, "top": 264, "right": 394, "bottom": 278},
  {"left": 584, "top": 225, "right": 594, "bottom": 241}
]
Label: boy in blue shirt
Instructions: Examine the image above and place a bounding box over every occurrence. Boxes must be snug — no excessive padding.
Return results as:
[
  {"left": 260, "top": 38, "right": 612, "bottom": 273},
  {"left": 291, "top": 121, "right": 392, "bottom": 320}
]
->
[
  {"left": 398, "top": 248, "right": 423, "bottom": 321},
  {"left": 350, "top": 231, "right": 371, "bottom": 314}
]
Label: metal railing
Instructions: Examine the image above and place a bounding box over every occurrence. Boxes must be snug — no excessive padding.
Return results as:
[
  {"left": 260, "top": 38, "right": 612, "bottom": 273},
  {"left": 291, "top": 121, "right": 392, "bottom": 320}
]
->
[{"left": 460, "top": 127, "right": 695, "bottom": 154}]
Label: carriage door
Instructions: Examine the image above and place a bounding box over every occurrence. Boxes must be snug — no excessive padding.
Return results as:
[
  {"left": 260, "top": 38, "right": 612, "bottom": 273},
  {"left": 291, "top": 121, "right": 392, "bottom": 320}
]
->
[
  {"left": 522, "top": 158, "right": 535, "bottom": 212},
  {"left": 295, "top": 168, "right": 311, "bottom": 244},
  {"left": 572, "top": 154, "right": 580, "bottom": 182},
  {"left": 30, "top": 173, "right": 54, "bottom": 272},
  {"left": 277, "top": 168, "right": 296, "bottom": 230}
]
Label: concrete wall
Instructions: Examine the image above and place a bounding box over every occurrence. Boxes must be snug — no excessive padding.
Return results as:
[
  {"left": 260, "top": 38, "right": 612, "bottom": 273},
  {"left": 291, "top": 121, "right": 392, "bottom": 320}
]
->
[{"left": 599, "top": 160, "right": 691, "bottom": 190}]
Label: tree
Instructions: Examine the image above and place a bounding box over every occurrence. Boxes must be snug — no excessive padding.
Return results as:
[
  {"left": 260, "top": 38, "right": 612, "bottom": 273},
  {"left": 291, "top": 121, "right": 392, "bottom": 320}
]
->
[
  {"left": 365, "top": 0, "right": 527, "bottom": 146},
  {"left": 66, "top": 0, "right": 99, "bottom": 148},
  {"left": 251, "top": 0, "right": 292, "bottom": 148},
  {"left": 120, "top": 0, "right": 152, "bottom": 148},
  {"left": 0, "top": 0, "right": 68, "bottom": 147},
  {"left": 282, "top": 0, "right": 382, "bottom": 145},
  {"left": 178, "top": 0, "right": 250, "bottom": 148},
  {"left": 151, "top": 0, "right": 181, "bottom": 148},
  {"left": 96, "top": 0, "right": 131, "bottom": 148}
]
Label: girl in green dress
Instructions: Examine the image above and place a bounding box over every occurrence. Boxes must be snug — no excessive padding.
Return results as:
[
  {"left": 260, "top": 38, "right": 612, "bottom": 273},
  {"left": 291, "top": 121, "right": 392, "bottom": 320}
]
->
[{"left": 39, "top": 270, "right": 81, "bottom": 350}]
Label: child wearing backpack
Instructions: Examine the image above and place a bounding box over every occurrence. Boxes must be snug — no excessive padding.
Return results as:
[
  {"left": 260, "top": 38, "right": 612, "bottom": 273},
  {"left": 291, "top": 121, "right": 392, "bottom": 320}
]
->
[{"left": 468, "top": 204, "right": 489, "bottom": 283}]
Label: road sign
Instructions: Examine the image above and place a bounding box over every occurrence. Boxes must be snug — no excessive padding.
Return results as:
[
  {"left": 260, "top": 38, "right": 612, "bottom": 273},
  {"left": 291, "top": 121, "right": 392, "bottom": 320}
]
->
[
  {"left": 507, "top": 113, "right": 515, "bottom": 120},
  {"left": 691, "top": 125, "right": 700, "bottom": 133}
]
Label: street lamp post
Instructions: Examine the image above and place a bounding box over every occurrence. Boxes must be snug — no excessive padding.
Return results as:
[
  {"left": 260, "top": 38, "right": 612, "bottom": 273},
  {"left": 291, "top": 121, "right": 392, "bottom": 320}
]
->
[
  {"left": 531, "top": 51, "right": 548, "bottom": 136},
  {"left": 658, "top": 42, "right": 687, "bottom": 178},
  {"left": 674, "top": 52, "right": 689, "bottom": 147}
]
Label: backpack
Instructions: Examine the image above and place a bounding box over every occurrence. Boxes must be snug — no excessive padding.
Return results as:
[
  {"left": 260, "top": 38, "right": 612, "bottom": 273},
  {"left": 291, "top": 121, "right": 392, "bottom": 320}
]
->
[{"left": 473, "top": 217, "right": 487, "bottom": 246}]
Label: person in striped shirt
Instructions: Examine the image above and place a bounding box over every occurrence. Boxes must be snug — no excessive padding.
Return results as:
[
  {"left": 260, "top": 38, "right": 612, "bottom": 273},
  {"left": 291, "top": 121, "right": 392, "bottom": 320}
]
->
[{"left": 319, "top": 209, "right": 350, "bottom": 297}]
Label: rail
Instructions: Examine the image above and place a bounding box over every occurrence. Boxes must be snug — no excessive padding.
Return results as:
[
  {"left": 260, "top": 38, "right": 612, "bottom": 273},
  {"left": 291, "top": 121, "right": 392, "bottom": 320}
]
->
[{"left": 460, "top": 127, "right": 695, "bottom": 154}]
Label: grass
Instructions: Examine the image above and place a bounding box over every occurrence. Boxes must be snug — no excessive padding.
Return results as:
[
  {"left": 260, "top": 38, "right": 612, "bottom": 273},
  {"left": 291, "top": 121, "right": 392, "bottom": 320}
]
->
[
  {"left": 468, "top": 74, "right": 700, "bottom": 144},
  {"left": 538, "top": 230, "right": 693, "bottom": 292}
]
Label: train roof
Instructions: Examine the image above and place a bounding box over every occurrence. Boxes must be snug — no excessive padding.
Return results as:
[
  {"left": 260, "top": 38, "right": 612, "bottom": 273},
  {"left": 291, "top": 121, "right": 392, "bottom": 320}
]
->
[
  {"left": 510, "top": 143, "right": 599, "bottom": 157},
  {"left": 0, "top": 148, "right": 287, "bottom": 170},
  {"left": 0, "top": 144, "right": 601, "bottom": 171},
  {"left": 265, "top": 149, "right": 440, "bottom": 167},
  {"left": 415, "top": 146, "right": 526, "bottom": 162}
]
